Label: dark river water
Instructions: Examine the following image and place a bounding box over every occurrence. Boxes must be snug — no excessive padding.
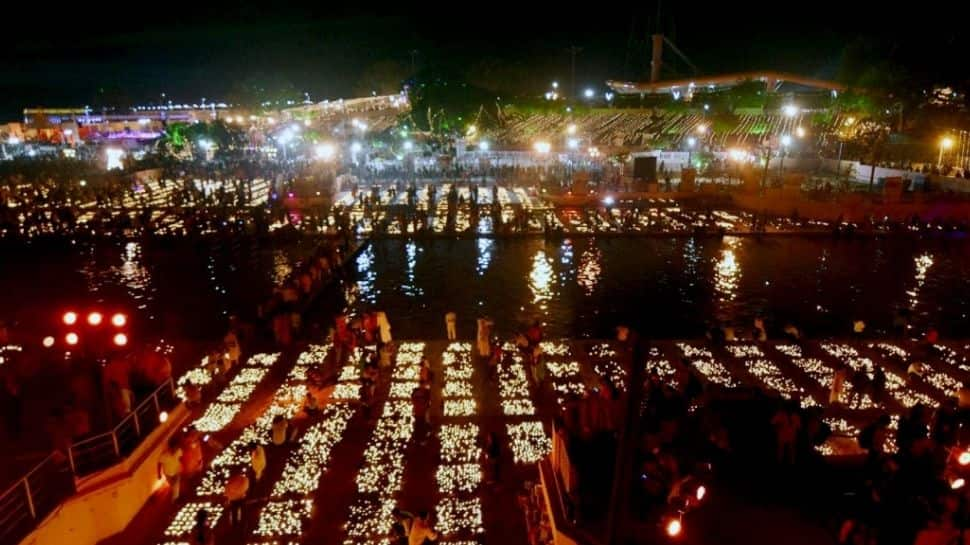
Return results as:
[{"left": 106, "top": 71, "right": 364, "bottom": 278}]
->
[
  {"left": 2, "top": 236, "right": 969, "bottom": 346},
  {"left": 350, "top": 237, "right": 970, "bottom": 339}
]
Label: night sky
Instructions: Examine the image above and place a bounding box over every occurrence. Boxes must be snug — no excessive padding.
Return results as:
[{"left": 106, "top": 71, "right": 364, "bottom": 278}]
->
[{"left": 1, "top": 1, "right": 965, "bottom": 120}]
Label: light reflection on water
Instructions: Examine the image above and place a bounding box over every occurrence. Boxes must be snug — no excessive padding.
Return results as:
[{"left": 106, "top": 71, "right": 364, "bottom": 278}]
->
[
  {"left": 15, "top": 237, "right": 969, "bottom": 344},
  {"left": 477, "top": 238, "right": 493, "bottom": 275},
  {"left": 341, "top": 238, "right": 970, "bottom": 339},
  {"left": 117, "top": 242, "right": 153, "bottom": 311},
  {"left": 80, "top": 241, "right": 155, "bottom": 312},
  {"left": 577, "top": 245, "right": 602, "bottom": 295},
  {"left": 714, "top": 237, "right": 741, "bottom": 303},
  {"left": 529, "top": 249, "right": 554, "bottom": 310},
  {"left": 908, "top": 253, "right": 934, "bottom": 312},
  {"left": 355, "top": 245, "right": 377, "bottom": 304},
  {"left": 560, "top": 239, "right": 574, "bottom": 266},
  {"left": 404, "top": 241, "right": 424, "bottom": 297}
]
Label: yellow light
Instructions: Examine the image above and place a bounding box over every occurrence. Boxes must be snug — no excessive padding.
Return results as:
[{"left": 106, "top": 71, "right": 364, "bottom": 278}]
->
[
  {"left": 844, "top": 116, "right": 856, "bottom": 126},
  {"left": 953, "top": 478, "right": 966, "bottom": 490},
  {"left": 941, "top": 137, "right": 954, "bottom": 150},
  {"left": 566, "top": 124, "right": 577, "bottom": 135},
  {"left": 796, "top": 126, "right": 806, "bottom": 138},
  {"left": 65, "top": 333, "right": 79, "bottom": 346},
  {"left": 111, "top": 313, "right": 127, "bottom": 327},
  {"left": 63, "top": 311, "right": 77, "bottom": 325},
  {"left": 42, "top": 336, "right": 55, "bottom": 348},
  {"left": 695, "top": 124, "right": 708, "bottom": 134},
  {"left": 113, "top": 333, "right": 128, "bottom": 347},
  {"left": 87, "top": 312, "right": 103, "bottom": 326},
  {"left": 958, "top": 451, "right": 970, "bottom": 466},
  {"left": 533, "top": 141, "right": 551, "bottom": 154},
  {"left": 159, "top": 410, "right": 169, "bottom": 423},
  {"left": 466, "top": 124, "right": 477, "bottom": 136}
]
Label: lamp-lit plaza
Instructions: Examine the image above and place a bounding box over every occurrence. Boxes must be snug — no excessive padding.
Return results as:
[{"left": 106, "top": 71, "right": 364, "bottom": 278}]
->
[{"left": 2, "top": 7, "right": 970, "bottom": 545}]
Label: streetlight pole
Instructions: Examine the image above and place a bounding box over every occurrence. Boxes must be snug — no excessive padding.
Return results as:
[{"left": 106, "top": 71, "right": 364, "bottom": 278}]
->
[
  {"left": 835, "top": 139, "right": 843, "bottom": 179},
  {"left": 567, "top": 45, "right": 582, "bottom": 100},
  {"left": 761, "top": 146, "right": 772, "bottom": 191}
]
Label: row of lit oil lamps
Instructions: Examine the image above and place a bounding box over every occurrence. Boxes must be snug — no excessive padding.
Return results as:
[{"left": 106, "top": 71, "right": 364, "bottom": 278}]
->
[
  {"left": 676, "top": 340, "right": 970, "bottom": 458},
  {"left": 162, "top": 344, "right": 360, "bottom": 542}
]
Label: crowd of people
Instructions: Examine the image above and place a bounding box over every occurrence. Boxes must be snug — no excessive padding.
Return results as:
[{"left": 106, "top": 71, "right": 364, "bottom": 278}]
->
[
  {"left": 0, "top": 155, "right": 344, "bottom": 240},
  {"left": 0, "top": 339, "right": 174, "bottom": 455},
  {"left": 261, "top": 238, "right": 354, "bottom": 347}
]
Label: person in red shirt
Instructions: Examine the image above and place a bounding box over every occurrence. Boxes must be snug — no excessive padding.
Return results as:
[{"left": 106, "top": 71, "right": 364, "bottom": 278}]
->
[{"left": 179, "top": 426, "right": 204, "bottom": 476}]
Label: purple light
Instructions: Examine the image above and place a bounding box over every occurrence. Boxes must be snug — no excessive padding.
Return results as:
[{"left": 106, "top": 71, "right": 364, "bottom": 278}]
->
[
  {"left": 103, "top": 131, "right": 162, "bottom": 140},
  {"left": 287, "top": 192, "right": 294, "bottom": 198}
]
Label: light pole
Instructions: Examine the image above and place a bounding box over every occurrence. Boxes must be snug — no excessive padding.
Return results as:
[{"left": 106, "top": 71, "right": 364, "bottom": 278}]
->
[
  {"left": 779, "top": 134, "right": 792, "bottom": 179},
  {"left": 833, "top": 138, "right": 845, "bottom": 184},
  {"left": 939, "top": 136, "right": 954, "bottom": 167},
  {"left": 567, "top": 46, "right": 582, "bottom": 100}
]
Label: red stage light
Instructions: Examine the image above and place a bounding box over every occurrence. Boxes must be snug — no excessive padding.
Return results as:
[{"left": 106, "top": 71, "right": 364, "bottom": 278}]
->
[
  {"left": 65, "top": 333, "right": 79, "bottom": 345},
  {"left": 63, "top": 312, "right": 78, "bottom": 325},
  {"left": 42, "top": 336, "right": 55, "bottom": 348},
  {"left": 87, "top": 312, "right": 103, "bottom": 326},
  {"left": 111, "top": 313, "right": 127, "bottom": 327},
  {"left": 113, "top": 333, "right": 128, "bottom": 347}
]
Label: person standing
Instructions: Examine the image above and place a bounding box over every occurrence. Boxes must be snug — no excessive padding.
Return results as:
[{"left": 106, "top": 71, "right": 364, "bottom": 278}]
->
[
  {"left": 405, "top": 511, "right": 439, "bottom": 545},
  {"left": 1, "top": 371, "right": 22, "bottom": 438},
  {"left": 224, "top": 329, "right": 241, "bottom": 370},
  {"left": 830, "top": 363, "right": 848, "bottom": 405},
  {"left": 477, "top": 317, "right": 493, "bottom": 358},
  {"left": 445, "top": 311, "right": 457, "bottom": 341},
  {"left": 753, "top": 317, "right": 767, "bottom": 342},
  {"left": 411, "top": 382, "right": 432, "bottom": 443},
  {"left": 526, "top": 320, "right": 543, "bottom": 364},
  {"left": 224, "top": 470, "right": 249, "bottom": 526},
  {"left": 193, "top": 508, "right": 212, "bottom": 545},
  {"left": 376, "top": 311, "right": 393, "bottom": 347},
  {"left": 271, "top": 415, "right": 289, "bottom": 446},
  {"left": 484, "top": 431, "right": 502, "bottom": 484},
  {"left": 158, "top": 438, "right": 183, "bottom": 501},
  {"left": 180, "top": 426, "right": 204, "bottom": 476},
  {"left": 249, "top": 443, "right": 266, "bottom": 481},
  {"left": 771, "top": 403, "right": 801, "bottom": 465}
]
